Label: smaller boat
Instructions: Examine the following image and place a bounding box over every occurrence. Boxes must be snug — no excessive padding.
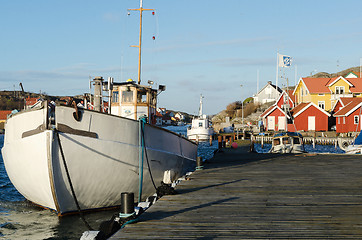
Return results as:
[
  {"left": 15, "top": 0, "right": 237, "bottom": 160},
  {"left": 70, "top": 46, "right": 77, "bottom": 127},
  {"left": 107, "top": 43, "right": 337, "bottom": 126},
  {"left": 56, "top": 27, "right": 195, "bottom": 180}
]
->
[
  {"left": 269, "top": 132, "right": 305, "bottom": 154},
  {"left": 339, "top": 131, "right": 362, "bottom": 154},
  {"left": 187, "top": 94, "right": 213, "bottom": 142}
]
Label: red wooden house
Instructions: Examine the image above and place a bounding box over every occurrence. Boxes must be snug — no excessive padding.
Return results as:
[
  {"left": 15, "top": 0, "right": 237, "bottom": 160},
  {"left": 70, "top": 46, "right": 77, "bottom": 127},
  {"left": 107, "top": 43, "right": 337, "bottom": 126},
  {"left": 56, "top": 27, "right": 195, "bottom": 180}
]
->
[
  {"left": 292, "top": 102, "right": 330, "bottom": 131},
  {"left": 333, "top": 98, "right": 362, "bottom": 133},
  {"left": 260, "top": 105, "right": 288, "bottom": 131},
  {"left": 260, "top": 91, "right": 295, "bottom": 131}
]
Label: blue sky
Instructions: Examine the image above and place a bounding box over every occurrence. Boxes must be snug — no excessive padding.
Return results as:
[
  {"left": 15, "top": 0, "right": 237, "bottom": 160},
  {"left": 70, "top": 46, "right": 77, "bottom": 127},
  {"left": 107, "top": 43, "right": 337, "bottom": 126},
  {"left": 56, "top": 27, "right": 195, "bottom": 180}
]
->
[{"left": 1, "top": 0, "right": 362, "bottom": 115}]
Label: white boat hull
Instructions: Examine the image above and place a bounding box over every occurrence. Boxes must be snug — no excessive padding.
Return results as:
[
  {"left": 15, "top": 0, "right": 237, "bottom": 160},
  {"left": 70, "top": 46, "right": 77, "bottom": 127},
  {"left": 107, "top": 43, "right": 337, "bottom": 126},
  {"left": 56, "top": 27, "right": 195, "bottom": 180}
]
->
[
  {"left": 187, "top": 128, "right": 213, "bottom": 142},
  {"left": 2, "top": 104, "right": 197, "bottom": 215}
]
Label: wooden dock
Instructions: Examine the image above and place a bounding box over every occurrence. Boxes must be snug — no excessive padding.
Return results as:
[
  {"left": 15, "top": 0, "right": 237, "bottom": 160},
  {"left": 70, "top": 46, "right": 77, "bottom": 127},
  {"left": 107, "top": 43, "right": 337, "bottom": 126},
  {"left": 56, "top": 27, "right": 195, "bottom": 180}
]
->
[{"left": 110, "top": 143, "right": 362, "bottom": 239}]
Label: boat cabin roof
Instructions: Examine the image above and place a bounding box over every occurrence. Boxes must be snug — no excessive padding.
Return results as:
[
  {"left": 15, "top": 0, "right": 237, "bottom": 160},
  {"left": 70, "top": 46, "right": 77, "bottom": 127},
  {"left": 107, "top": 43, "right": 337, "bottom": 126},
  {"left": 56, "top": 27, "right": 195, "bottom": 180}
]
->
[{"left": 273, "top": 132, "right": 302, "bottom": 138}]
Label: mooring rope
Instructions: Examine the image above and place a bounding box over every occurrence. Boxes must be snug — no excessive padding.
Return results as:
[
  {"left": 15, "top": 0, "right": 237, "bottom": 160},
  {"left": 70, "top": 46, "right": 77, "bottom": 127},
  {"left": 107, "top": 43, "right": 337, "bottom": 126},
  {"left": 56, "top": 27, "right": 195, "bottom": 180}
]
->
[
  {"left": 140, "top": 120, "right": 157, "bottom": 191},
  {"left": 55, "top": 131, "right": 93, "bottom": 230}
]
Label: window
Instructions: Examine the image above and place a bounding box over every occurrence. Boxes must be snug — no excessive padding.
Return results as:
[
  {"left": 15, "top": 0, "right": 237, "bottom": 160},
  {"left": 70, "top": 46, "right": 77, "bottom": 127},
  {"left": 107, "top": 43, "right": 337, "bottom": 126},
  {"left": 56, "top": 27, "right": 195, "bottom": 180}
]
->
[
  {"left": 137, "top": 89, "right": 147, "bottom": 103},
  {"left": 335, "top": 86, "right": 345, "bottom": 94},
  {"left": 112, "top": 91, "right": 119, "bottom": 103},
  {"left": 318, "top": 101, "right": 325, "bottom": 109},
  {"left": 343, "top": 117, "right": 346, "bottom": 124},
  {"left": 122, "top": 91, "right": 133, "bottom": 102},
  {"left": 273, "top": 138, "right": 280, "bottom": 145},
  {"left": 293, "top": 138, "right": 300, "bottom": 144},
  {"left": 282, "top": 137, "right": 290, "bottom": 144},
  {"left": 338, "top": 117, "right": 340, "bottom": 124},
  {"left": 199, "top": 122, "right": 203, "bottom": 127},
  {"left": 318, "top": 94, "right": 325, "bottom": 96},
  {"left": 354, "top": 115, "right": 359, "bottom": 124}
]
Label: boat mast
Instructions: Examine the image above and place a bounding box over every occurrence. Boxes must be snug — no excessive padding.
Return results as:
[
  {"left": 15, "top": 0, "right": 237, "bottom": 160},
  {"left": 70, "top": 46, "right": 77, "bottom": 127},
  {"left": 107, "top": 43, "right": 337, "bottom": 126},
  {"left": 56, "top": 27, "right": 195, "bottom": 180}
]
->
[
  {"left": 129, "top": 0, "right": 154, "bottom": 84},
  {"left": 198, "top": 94, "right": 204, "bottom": 117}
]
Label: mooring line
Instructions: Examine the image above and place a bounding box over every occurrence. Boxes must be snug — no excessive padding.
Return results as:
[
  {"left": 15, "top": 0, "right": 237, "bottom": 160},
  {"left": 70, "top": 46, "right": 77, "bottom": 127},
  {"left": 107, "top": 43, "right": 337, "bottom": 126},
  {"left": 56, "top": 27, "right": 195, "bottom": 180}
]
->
[{"left": 56, "top": 130, "right": 93, "bottom": 230}]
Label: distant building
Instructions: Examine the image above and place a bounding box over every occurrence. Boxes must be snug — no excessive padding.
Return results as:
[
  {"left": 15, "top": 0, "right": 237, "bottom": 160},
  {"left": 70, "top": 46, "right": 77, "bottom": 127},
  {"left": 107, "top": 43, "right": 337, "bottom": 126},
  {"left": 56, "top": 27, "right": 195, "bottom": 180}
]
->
[
  {"left": 333, "top": 98, "right": 362, "bottom": 133},
  {"left": 0, "top": 110, "right": 11, "bottom": 129},
  {"left": 345, "top": 71, "right": 362, "bottom": 78},
  {"left": 154, "top": 111, "right": 163, "bottom": 126},
  {"left": 253, "top": 81, "right": 282, "bottom": 104}
]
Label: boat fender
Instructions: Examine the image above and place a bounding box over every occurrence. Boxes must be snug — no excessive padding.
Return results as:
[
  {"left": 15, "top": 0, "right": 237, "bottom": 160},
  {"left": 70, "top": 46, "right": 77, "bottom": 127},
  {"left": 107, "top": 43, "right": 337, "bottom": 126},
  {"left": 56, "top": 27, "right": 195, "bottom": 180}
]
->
[
  {"left": 80, "top": 231, "right": 106, "bottom": 240},
  {"left": 73, "top": 101, "right": 82, "bottom": 121}
]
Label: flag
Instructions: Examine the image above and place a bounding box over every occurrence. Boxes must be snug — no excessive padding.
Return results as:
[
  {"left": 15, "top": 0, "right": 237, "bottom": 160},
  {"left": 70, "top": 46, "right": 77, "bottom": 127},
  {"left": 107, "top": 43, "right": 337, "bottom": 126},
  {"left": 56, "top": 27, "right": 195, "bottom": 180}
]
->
[{"left": 278, "top": 54, "right": 292, "bottom": 68}]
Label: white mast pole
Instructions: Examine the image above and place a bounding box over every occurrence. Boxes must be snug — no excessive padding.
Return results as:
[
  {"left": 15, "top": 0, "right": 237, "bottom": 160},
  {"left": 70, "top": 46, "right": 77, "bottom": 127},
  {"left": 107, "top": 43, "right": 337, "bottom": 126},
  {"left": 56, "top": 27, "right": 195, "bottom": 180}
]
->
[
  {"left": 276, "top": 52, "right": 279, "bottom": 100},
  {"left": 295, "top": 65, "right": 297, "bottom": 86},
  {"left": 257, "top": 69, "right": 259, "bottom": 94}
]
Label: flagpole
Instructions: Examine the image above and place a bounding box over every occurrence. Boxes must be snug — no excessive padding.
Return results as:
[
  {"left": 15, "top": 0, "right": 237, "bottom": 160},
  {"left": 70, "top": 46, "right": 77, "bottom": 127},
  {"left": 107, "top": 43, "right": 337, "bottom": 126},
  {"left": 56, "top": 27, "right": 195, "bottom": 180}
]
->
[{"left": 276, "top": 52, "right": 279, "bottom": 100}]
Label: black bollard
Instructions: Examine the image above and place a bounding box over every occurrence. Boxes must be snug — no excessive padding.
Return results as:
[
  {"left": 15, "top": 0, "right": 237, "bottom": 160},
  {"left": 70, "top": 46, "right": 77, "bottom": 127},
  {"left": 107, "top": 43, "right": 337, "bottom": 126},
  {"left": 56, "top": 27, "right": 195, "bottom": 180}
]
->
[
  {"left": 196, "top": 156, "right": 203, "bottom": 170},
  {"left": 121, "top": 192, "right": 134, "bottom": 214}
]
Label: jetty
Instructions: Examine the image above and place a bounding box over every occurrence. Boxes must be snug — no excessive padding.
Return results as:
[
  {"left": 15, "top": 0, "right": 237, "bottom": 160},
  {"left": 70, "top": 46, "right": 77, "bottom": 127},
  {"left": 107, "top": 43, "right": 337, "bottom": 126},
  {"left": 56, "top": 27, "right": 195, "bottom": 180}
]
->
[{"left": 110, "top": 142, "right": 362, "bottom": 239}]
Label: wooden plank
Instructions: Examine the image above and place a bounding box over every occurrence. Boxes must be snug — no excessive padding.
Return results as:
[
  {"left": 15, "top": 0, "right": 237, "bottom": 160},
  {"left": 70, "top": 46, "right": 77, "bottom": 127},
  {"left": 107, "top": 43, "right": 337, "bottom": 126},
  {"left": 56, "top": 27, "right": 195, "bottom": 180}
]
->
[{"left": 110, "top": 144, "right": 362, "bottom": 239}]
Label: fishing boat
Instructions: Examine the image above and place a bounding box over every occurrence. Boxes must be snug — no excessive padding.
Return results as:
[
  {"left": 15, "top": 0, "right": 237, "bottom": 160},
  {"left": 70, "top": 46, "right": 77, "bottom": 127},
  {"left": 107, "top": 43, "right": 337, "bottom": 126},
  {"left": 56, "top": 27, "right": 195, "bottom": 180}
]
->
[
  {"left": 269, "top": 131, "right": 305, "bottom": 154},
  {"left": 187, "top": 94, "right": 213, "bottom": 142},
  {"left": 1, "top": 1, "right": 197, "bottom": 216}
]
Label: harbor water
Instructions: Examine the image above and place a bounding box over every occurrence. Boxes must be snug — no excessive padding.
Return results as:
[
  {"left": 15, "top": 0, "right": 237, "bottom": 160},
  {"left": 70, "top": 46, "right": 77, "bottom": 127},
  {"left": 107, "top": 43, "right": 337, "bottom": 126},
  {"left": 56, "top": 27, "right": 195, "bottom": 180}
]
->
[{"left": 0, "top": 126, "right": 218, "bottom": 239}]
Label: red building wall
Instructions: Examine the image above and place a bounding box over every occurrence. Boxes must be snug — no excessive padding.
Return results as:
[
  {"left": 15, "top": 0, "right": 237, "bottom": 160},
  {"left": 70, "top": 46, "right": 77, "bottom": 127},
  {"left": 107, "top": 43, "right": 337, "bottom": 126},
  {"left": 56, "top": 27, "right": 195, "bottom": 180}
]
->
[
  {"left": 294, "top": 105, "right": 329, "bottom": 131},
  {"left": 264, "top": 108, "right": 287, "bottom": 131},
  {"left": 336, "top": 108, "right": 361, "bottom": 133},
  {"left": 276, "top": 94, "right": 293, "bottom": 109},
  {"left": 332, "top": 101, "right": 343, "bottom": 113}
]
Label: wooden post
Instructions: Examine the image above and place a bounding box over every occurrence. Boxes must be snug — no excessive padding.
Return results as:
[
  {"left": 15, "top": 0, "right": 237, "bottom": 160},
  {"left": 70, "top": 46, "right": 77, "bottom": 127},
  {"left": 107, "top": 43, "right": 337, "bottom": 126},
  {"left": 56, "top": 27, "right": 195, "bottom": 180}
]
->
[
  {"left": 218, "top": 135, "right": 222, "bottom": 149},
  {"left": 261, "top": 136, "right": 264, "bottom": 148}
]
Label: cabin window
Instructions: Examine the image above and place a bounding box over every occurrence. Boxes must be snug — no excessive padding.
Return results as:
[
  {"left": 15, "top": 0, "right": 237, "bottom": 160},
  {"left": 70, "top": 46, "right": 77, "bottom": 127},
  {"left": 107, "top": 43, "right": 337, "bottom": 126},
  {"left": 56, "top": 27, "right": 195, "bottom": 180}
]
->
[
  {"left": 318, "top": 94, "right": 325, "bottom": 96},
  {"left": 122, "top": 91, "right": 133, "bottom": 102},
  {"left": 273, "top": 138, "right": 280, "bottom": 145},
  {"left": 343, "top": 117, "right": 346, "bottom": 124},
  {"left": 354, "top": 115, "right": 359, "bottom": 124},
  {"left": 318, "top": 101, "right": 325, "bottom": 109},
  {"left": 137, "top": 89, "right": 147, "bottom": 103},
  {"left": 338, "top": 117, "right": 340, "bottom": 124},
  {"left": 199, "top": 122, "right": 203, "bottom": 127},
  {"left": 112, "top": 91, "right": 119, "bottom": 103},
  {"left": 282, "top": 137, "right": 290, "bottom": 144},
  {"left": 293, "top": 138, "right": 300, "bottom": 144},
  {"left": 335, "top": 86, "right": 344, "bottom": 94}
]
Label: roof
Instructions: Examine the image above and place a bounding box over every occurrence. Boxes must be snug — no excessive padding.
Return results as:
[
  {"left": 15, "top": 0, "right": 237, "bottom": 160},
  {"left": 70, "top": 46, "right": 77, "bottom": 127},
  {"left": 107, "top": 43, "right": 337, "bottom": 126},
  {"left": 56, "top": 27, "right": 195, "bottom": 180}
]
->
[
  {"left": 256, "top": 81, "right": 282, "bottom": 96},
  {"left": 287, "top": 89, "right": 296, "bottom": 103},
  {"left": 26, "top": 97, "right": 39, "bottom": 106},
  {"left": 346, "top": 78, "right": 362, "bottom": 93},
  {"left": 301, "top": 77, "right": 333, "bottom": 94},
  {"left": 345, "top": 71, "right": 362, "bottom": 78},
  {"left": 292, "top": 102, "right": 331, "bottom": 118},
  {"left": 0, "top": 110, "right": 12, "bottom": 120},
  {"left": 260, "top": 105, "right": 276, "bottom": 118},
  {"left": 327, "top": 76, "right": 353, "bottom": 87},
  {"left": 259, "top": 105, "right": 290, "bottom": 119},
  {"left": 331, "top": 97, "right": 354, "bottom": 112},
  {"left": 333, "top": 98, "right": 362, "bottom": 117}
]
